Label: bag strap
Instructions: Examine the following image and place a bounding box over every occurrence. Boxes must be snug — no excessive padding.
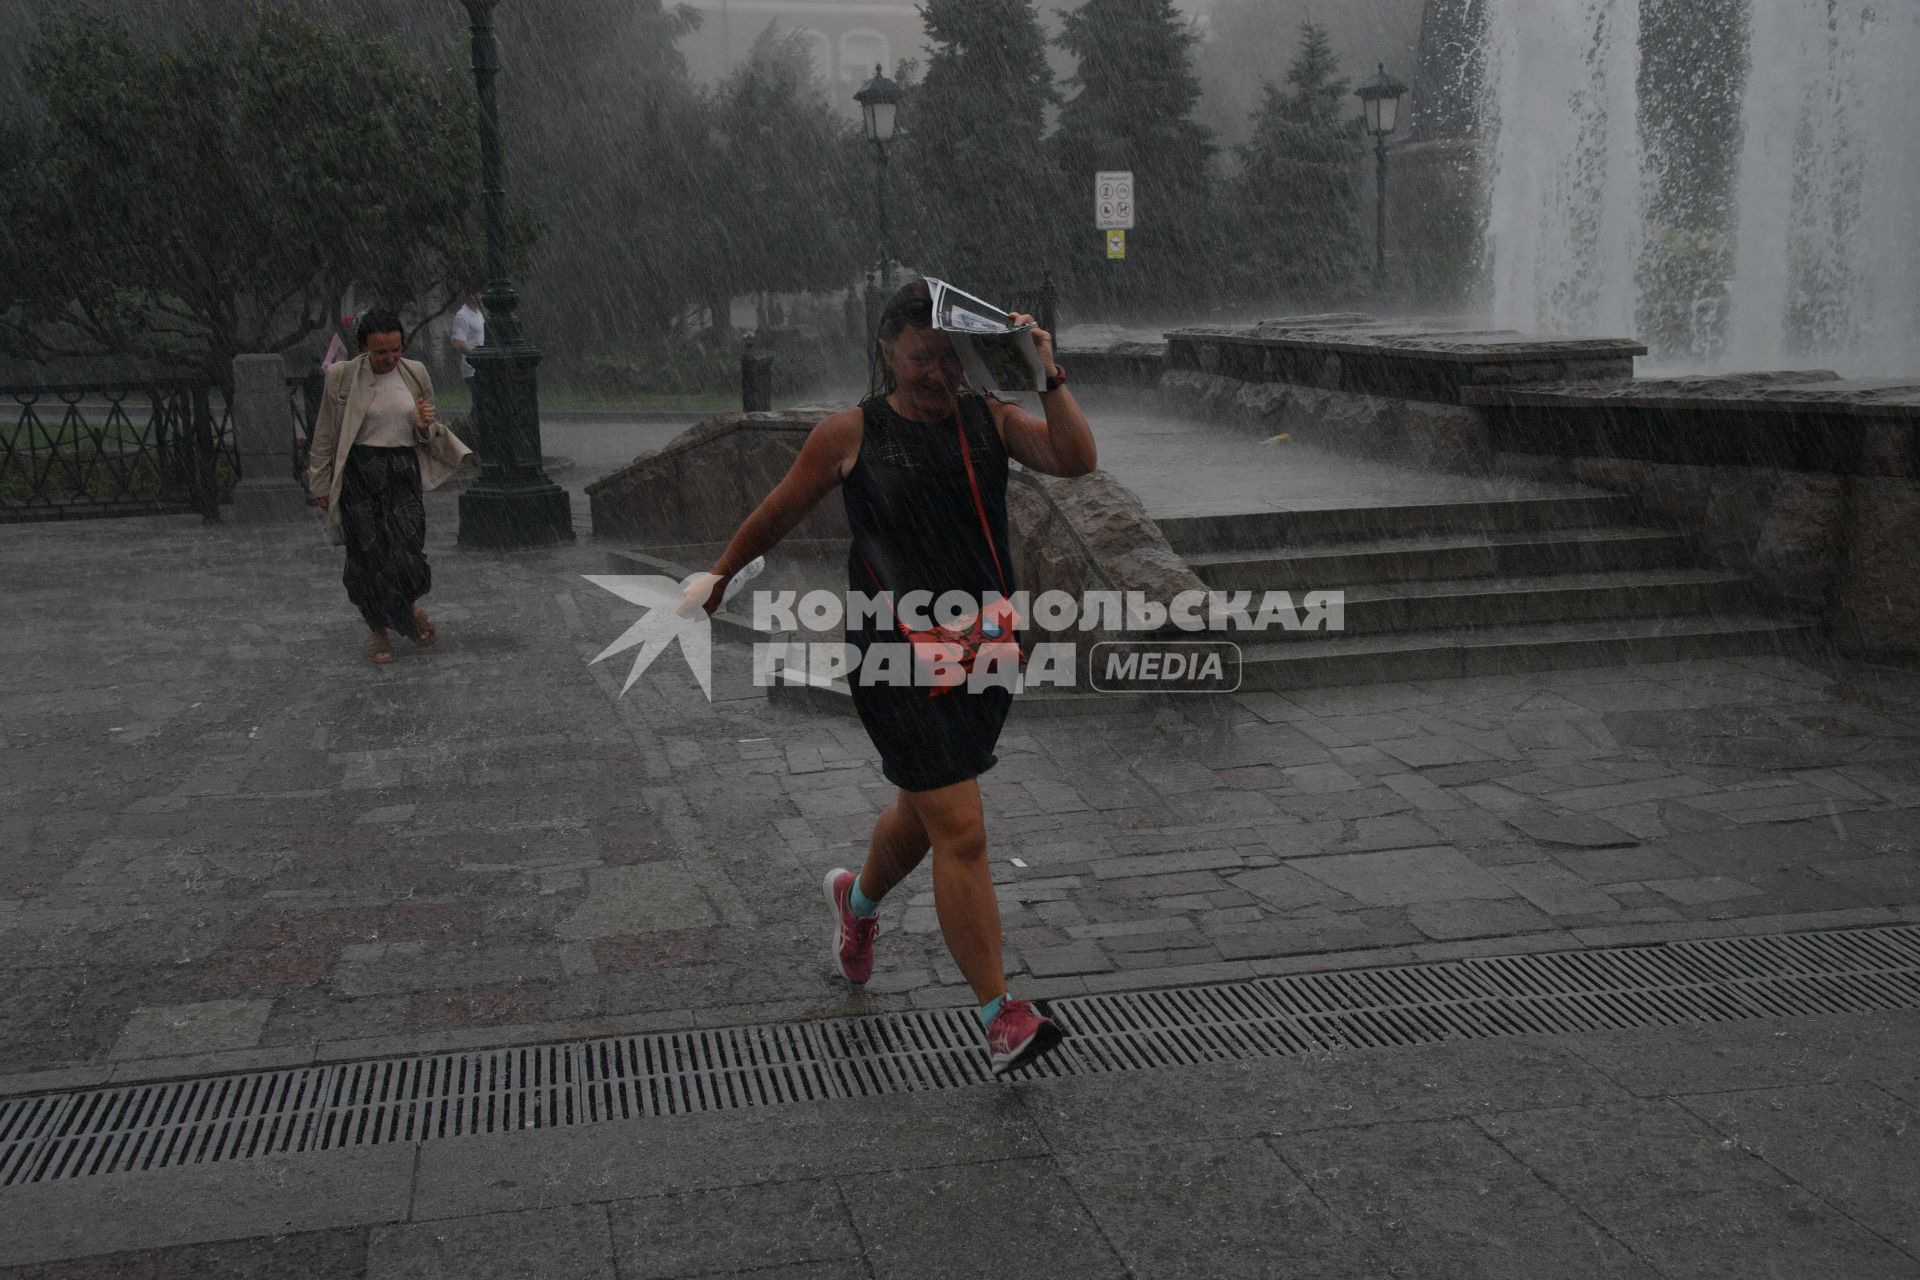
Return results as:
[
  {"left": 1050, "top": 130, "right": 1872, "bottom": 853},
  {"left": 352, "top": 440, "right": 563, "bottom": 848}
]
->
[{"left": 951, "top": 409, "right": 1008, "bottom": 594}]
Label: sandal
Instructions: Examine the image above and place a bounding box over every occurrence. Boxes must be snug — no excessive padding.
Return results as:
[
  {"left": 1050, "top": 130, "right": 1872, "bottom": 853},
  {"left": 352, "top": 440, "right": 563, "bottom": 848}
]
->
[
  {"left": 411, "top": 606, "right": 438, "bottom": 647},
  {"left": 368, "top": 630, "right": 394, "bottom": 664}
]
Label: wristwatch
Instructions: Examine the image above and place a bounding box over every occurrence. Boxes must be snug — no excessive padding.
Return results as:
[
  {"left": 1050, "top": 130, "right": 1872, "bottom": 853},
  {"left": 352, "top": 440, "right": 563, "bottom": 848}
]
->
[{"left": 1043, "top": 365, "right": 1067, "bottom": 394}]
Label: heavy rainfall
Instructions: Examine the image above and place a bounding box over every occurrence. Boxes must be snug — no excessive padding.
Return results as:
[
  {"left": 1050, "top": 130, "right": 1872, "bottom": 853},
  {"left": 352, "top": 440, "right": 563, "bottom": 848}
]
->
[{"left": 0, "top": 0, "right": 1916, "bottom": 1275}]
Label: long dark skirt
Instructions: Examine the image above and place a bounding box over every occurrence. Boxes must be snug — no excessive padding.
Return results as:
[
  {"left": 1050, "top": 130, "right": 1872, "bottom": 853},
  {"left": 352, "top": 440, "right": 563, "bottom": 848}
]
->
[{"left": 339, "top": 445, "right": 429, "bottom": 636}]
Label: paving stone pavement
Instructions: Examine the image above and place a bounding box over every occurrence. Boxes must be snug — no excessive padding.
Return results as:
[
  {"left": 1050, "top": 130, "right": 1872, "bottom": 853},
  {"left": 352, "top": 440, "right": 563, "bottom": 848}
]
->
[
  {"left": 0, "top": 1012, "right": 1913, "bottom": 1276},
  {"left": 2, "top": 411, "right": 1918, "bottom": 1274},
  {"left": 3, "top": 474, "right": 1920, "bottom": 1092}
]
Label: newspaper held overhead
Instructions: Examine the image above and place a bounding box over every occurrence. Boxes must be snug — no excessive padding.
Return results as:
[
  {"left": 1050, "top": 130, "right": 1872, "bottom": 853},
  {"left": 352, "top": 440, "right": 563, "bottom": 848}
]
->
[{"left": 925, "top": 277, "right": 1048, "bottom": 395}]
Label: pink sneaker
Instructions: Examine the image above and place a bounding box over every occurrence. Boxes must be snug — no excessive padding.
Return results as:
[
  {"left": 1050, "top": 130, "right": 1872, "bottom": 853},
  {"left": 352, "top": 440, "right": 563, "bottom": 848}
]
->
[
  {"left": 986, "top": 998, "right": 1063, "bottom": 1077},
  {"left": 823, "top": 868, "right": 880, "bottom": 984}
]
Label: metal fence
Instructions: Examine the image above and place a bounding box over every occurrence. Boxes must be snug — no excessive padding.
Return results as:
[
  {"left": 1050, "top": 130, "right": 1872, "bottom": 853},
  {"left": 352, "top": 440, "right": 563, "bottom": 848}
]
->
[
  {"left": 287, "top": 371, "right": 322, "bottom": 488},
  {"left": 0, "top": 380, "right": 236, "bottom": 522}
]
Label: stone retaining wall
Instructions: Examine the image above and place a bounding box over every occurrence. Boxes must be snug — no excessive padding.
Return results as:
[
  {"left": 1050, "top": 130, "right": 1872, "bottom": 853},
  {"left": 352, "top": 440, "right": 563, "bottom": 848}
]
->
[
  {"left": 1495, "top": 452, "right": 1920, "bottom": 655},
  {"left": 1158, "top": 323, "right": 1920, "bottom": 658},
  {"left": 1061, "top": 342, "right": 1168, "bottom": 389},
  {"left": 585, "top": 411, "right": 849, "bottom": 546},
  {"left": 1163, "top": 368, "right": 1492, "bottom": 473},
  {"left": 1161, "top": 320, "right": 1644, "bottom": 474}
]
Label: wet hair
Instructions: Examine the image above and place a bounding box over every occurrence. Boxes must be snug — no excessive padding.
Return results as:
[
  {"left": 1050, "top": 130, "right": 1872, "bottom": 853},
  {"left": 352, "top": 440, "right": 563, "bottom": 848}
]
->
[
  {"left": 869, "top": 278, "right": 934, "bottom": 397},
  {"left": 356, "top": 309, "right": 404, "bottom": 351}
]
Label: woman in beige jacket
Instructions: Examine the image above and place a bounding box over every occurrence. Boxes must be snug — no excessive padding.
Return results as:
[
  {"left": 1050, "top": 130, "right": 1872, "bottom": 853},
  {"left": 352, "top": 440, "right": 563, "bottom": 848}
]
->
[{"left": 306, "top": 310, "right": 473, "bottom": 664}]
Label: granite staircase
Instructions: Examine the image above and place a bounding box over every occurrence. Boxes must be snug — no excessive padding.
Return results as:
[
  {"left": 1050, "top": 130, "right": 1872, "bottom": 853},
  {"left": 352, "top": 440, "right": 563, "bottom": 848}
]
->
[{"left": 1159, "top": 493, "right": 1821, "bottom": 691}]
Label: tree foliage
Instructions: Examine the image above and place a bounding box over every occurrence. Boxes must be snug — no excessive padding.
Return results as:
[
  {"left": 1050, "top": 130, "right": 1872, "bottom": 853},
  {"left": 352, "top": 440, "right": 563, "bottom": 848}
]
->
[
  {"left": 1053, "top": 0, "right": 1224, "bottom": 312},
  {"left": 0, "top": 4, "right": 500, "bottom": 379},
  {"left": 893, "top": 0, "right": 1065, "bottom": 295},
  {"left": 1237, "top": 22, "right": 1363, "bottom": 302},
  {"left": 484, "top": 0, "right": 709, "bottom": 350},
  {"left": 685, "top": 30, "right": 866, "bottom": 332}
]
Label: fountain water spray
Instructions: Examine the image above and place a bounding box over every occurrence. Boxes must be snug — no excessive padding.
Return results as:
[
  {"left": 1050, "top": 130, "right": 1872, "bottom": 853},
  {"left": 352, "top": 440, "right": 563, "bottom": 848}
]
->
[
  {"left": 1482, "top": 0, "right": 1920, "bottom": 374},
  {"left": 1482, "top": 0, "right": 1643, "bottom": 338},
  {"left": 1726, "top": 0, "right": 1920, "bottom": 374}
]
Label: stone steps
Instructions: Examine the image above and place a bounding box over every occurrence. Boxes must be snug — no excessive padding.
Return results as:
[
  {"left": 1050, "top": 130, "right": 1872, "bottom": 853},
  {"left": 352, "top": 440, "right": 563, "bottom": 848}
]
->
[
  {"left": 1185, "top": 525, "right": 1695, "bottom": 589},
  {"left": 731, "top": 486, "right": 1823, "bottom": 712},
  {"left": 1147, "top": 488, "right": 1823, "bottom": 690},
  {"left": 1154, "top": 494, "right": 1639, "bottom": 556},
  {"left": 1230, "top": 613, "right": 1820, "bottom": 690},
  {"left": 1261, "top": 568, "right": 1761, "bottom": 636}
]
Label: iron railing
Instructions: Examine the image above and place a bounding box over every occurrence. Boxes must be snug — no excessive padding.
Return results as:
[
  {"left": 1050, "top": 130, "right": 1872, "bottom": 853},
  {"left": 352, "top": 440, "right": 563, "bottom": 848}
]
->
[
  {"left": 0, "top": 380, "right": 236, "bottom": 522},
  {"left": 287, "top": 371, "right": 323, "bottom": 489}
]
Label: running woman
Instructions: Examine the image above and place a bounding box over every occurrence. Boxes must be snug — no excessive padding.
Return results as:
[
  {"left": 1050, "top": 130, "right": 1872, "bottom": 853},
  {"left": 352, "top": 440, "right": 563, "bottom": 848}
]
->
[{"left": 679, "top": 278, "right": 1095, "bottom": 1075}]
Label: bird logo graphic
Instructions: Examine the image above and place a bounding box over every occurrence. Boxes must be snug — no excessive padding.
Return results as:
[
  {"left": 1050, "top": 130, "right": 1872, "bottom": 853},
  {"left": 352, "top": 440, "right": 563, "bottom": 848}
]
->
[{"left": 583, "top": 575, "right": 713, "bottom": 699}]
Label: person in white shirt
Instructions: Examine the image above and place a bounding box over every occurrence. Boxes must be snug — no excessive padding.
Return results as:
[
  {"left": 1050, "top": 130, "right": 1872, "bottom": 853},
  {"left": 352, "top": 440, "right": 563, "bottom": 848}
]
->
[{"left": 449, "top": 290, "right": 485, "bottom": 397}]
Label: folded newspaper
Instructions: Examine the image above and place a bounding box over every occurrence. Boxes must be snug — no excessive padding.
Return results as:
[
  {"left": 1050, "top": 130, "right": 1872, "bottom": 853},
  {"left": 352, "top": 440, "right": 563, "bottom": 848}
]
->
[{"left": 926, "top": 277, "right": 1048, "bottom": 395}]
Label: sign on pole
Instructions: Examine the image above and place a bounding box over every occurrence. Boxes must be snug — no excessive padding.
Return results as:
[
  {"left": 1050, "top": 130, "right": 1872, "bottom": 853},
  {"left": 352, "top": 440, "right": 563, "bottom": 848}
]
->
[
  {"left": 1106, "top": 229, "right": 1127, "bottom": 260},
  {"left": 1095, "top": 171, "right": 1135, "bottom": 231}
]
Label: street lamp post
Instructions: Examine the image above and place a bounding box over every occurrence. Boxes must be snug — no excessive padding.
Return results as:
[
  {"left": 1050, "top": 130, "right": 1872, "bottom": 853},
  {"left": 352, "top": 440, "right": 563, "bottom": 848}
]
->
[
  {"left": 456, "top": 0, "right": 573, "bottom": 550},
  {"left": 1355, "top": 63, "right": 1409, "bottom": 283},
  {"left": 854, "top": 65, "right": 901, "bottom": 298}
]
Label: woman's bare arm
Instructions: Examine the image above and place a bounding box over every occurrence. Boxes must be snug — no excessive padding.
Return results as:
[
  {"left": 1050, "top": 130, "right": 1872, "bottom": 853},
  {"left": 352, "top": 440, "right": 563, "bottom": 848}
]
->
[
  {"left": 987, "top": 315, "right": 1096, "bottom": 478},
  {"left": 990, "top": 390, "right": 1096, "bottom": 478},
  {"left": 679, "top": 409, "right": 863, "bottom": 616}
]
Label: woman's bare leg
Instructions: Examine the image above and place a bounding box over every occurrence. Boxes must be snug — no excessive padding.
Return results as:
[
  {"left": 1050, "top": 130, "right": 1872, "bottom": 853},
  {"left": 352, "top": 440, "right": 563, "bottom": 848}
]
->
[
  {"left": 858, "top": 790, "right": 931, "bottom": 901},
  {"left": 901, "top": 779, "right": 1005, "bottom": 1006}
]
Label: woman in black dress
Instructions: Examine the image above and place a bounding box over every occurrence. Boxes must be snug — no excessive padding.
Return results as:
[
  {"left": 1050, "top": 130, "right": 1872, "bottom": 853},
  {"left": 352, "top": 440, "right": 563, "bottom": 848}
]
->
[{"left": 680, "top": 279, "right": 1095, "bottom": 1076}]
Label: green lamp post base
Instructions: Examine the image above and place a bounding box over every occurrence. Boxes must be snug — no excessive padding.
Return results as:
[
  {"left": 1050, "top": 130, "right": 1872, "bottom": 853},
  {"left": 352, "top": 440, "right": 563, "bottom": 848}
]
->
[{"left": 457, "top": 479, "right": 573, "bottom": 549}]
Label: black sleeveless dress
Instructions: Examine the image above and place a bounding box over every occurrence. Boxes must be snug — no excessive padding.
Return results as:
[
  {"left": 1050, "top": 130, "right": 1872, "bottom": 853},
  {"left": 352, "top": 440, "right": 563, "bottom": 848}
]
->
[{"left": 842, "top": 392, "right": 1018, "bottom": 793}]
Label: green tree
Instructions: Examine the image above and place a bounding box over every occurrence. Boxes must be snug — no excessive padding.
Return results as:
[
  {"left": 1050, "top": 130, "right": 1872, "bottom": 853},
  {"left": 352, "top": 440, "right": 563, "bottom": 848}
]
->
[
  {"left": 684, "top": 29, "right": 866, "bottom": 337},
  {"left": 1236, "top": 22, "right": 1363, "bottom": 302},
  {"left": 893, "top": 0, "right": 1064, "bottom": 298},
  {"left": 487, "top": 0, "right": 708, "bottom": 351},
  {"left": 0, "top": 4, "right": 500, "bottom": 379},
  {"left": 1053, "top": 0, "right": 1222, "bottom": 313}
]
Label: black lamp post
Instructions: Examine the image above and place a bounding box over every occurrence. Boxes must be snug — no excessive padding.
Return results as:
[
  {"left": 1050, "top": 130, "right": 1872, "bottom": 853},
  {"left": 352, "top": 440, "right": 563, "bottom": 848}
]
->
[
  {"left": 456, "top": 0, "right": 573, "bottom": 550},
  {"left": 1355, "top": 63, "right": 1409, "bottom": 282},
  {"left": 854, "top": 65, "right": 901, "bottom": 294}
]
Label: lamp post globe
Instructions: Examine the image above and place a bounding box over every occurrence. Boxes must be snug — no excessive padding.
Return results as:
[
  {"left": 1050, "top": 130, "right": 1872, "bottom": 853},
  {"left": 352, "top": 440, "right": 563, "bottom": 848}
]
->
[
  {"left": 855, "top": 63, "right": 900, "bottom": 145},
  {"left": 854, "top": 65, "right": 901, "bottom": 291},
  {"left": 1355, "top": 63, "right": 1409, "bottom": 282}
]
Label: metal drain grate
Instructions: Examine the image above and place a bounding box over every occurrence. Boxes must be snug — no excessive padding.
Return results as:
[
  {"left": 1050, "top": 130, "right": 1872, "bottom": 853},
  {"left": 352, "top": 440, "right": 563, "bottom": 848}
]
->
[{"left": 3, "top": 923, "right": 1916, "bottom": 1187}]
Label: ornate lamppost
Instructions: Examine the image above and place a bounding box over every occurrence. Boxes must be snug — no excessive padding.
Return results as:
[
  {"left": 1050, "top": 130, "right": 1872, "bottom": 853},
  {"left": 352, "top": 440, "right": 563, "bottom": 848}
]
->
[
  {"left": 854, "top": 65, "right": 901, "bottom": 299},
  {"left": 457, "top": 0, "right": 573, "bottom": 549},
  {"left": 1355, "top": 63, "right": 1409, "bottom": 283}
]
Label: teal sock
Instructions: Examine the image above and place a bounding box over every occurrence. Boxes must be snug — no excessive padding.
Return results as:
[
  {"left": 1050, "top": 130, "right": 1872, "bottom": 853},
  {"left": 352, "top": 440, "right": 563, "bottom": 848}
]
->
[
  {"left": 849, "top": 875, "right": 881, "bottom": 919},
  {"left": 978, "top": 994, "right": 1007, "bottom": 1029}
]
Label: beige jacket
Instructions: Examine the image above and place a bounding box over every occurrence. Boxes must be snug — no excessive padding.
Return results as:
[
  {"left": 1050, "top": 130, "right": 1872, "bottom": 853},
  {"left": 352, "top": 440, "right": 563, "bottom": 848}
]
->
[{"left": 306, "top": 354, "right": 475, "bottom": 546}]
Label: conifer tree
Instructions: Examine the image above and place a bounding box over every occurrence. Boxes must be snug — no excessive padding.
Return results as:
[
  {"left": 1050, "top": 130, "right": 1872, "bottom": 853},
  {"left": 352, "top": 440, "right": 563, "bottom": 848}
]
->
[
  {"left": 1053, "top": 0, "right": 1221, "bottom": 312},
  {"left": 1236, "top": 21, "right": 1363, "bottom": 302},
  {"left": 893, "top": 0, "right": 1064, "bottom": 300},
  {"left": 689, "top": 30, "right": 864, "bottom": 331}
]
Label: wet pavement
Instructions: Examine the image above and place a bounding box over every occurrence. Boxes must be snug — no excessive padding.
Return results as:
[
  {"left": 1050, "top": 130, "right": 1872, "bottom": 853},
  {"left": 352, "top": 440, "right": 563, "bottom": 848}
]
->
[{"left": 0, "top": 402, "right": 1915, "bottom": 1275}]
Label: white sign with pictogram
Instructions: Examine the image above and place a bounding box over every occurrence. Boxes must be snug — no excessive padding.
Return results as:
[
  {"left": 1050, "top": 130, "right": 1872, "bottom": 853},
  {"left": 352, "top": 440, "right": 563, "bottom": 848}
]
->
[{"left": 1095, "top": 171, "right": 1135, "bottom": 230}]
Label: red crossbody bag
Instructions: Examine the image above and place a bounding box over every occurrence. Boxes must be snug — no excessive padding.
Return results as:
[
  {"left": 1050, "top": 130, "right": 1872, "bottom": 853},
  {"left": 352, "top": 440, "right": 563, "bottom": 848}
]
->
[{"left": 861, "top": 411, "right": 1024, "bottom": 697}]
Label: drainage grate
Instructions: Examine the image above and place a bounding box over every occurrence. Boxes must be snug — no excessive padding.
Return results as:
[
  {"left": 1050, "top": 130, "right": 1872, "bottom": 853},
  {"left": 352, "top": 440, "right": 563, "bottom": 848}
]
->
[{"left": 3, "top": 923, "right": 1916, "bottom": 1186}]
